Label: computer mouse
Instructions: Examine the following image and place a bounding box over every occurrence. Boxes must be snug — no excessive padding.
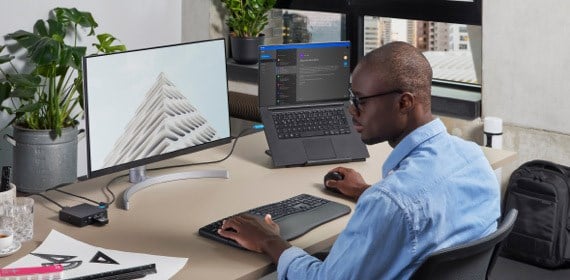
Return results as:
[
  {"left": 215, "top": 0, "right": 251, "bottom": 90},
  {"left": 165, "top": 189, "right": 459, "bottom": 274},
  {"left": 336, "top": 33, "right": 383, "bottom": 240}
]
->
[{"left": 323, "top": 171, "right": 344, "bottom": 194}]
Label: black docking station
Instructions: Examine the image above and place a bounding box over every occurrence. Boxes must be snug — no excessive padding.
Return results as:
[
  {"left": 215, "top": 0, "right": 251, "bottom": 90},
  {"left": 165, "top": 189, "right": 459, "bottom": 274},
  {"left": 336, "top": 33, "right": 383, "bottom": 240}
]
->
[{"left": 59, "top": 203, "right": 109, "bottom": 227}]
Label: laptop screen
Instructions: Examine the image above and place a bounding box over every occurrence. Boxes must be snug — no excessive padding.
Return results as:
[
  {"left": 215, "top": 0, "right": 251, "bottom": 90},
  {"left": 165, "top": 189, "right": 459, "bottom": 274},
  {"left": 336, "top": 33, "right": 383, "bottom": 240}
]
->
[{"left": 258, "top": 41, "right": 351, "bottom": 107}]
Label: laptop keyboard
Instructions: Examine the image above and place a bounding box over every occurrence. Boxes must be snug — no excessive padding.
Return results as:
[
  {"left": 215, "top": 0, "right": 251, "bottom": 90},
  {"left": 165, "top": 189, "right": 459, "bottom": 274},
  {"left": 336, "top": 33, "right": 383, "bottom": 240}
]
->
[
  {"left": 272, "top": 107, "right": 350, "bottom": 139},
  {"left": 198, "top": 194, "right": 351, "bottom": 249}
]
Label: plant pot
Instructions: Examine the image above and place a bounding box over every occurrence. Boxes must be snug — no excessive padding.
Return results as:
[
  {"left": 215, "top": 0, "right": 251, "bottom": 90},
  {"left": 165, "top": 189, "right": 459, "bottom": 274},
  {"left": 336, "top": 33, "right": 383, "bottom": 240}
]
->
[
  {"left": 4, "top": 126, "right": 80, "bottom": 193},
  {"left": 230, "top": 34, "right": 265, "bottom": 65}
]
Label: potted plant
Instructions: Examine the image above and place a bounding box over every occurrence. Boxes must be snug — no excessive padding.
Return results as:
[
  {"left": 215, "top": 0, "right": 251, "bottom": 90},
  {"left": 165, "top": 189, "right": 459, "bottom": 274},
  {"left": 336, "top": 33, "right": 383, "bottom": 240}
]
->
[
  {"left": 0, "top": 7, "right": 126, "bottom": 193},
  {"left": 221, "top": 0, "right": 276, "bottom": 64}
]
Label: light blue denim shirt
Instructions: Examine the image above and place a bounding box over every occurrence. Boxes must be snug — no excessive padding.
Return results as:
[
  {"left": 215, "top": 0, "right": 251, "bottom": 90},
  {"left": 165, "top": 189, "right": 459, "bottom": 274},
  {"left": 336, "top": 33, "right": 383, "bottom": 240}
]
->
[{"left": 277, "top": 118, "right": 500, "bottom": 279}]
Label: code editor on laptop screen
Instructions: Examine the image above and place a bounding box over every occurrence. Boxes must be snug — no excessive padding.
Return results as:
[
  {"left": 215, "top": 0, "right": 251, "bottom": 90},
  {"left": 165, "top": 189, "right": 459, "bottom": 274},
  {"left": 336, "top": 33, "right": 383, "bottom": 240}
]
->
[{"left": 259, "top": 42, "right": 351, "bottom": 107}]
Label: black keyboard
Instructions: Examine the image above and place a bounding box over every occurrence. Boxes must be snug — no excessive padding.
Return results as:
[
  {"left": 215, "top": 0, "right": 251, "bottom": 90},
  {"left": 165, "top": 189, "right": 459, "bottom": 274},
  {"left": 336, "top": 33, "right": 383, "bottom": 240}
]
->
[
  {"left": 199, "top": 194, "right": 351, "bottom": 249},
  {"left": 272, "top": 107, "right": 350, "bottom": 139}
]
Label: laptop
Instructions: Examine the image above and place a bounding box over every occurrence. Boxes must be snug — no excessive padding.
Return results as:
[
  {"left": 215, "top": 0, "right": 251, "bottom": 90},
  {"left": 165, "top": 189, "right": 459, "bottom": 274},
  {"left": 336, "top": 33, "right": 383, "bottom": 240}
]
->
[{"left": 258, "top": 41, "right": 369, "bottom": 167}]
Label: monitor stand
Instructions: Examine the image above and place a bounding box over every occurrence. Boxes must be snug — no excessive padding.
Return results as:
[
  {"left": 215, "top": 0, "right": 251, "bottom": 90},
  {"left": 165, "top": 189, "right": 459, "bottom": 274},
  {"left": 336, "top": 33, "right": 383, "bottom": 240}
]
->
[{"left": 122, "top": 166, "right": 229, "bottom": 210}]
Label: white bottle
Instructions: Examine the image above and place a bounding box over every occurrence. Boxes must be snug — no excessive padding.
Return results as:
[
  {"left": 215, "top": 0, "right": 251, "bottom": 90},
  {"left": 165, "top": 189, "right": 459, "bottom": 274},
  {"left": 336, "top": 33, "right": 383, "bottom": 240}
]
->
[{"left": 483, "top": 117, "right": 503, "bottom": 184}]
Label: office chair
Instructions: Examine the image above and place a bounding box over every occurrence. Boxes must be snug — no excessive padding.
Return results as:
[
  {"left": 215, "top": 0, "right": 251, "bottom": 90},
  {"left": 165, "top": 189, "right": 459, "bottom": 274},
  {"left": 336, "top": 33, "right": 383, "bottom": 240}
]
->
[{"left": 410, "top": 208, "right": 518, "bottom": 280}]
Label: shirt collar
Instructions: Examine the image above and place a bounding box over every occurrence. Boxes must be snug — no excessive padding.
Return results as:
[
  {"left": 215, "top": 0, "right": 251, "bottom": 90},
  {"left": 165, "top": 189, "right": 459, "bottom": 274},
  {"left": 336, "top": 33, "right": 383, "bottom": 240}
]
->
[{"left": 382, "top": 118, "right": 446, "bottom": 178}]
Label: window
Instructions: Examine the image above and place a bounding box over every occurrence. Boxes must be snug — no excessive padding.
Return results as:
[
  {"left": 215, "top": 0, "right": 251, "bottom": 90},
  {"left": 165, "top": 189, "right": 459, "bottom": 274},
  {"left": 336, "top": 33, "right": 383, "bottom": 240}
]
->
[
  {"left": 263, "top": 9, "right": 346, "bottom": 45},
  {"left": 363, "top": 17, "right": 480, "bottom": 85},
  {"left": 363, "top": 16, "right": 480, "bottom": 84},
  {"left": 239, "top": 0, "right": 484, "bottom": 119}
]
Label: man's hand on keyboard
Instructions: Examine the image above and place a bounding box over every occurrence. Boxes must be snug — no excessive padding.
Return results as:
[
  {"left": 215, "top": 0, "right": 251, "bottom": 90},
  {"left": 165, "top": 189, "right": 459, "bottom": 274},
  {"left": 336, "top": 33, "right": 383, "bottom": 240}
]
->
[{"left": 218, "top": 214, "right": 292, "bottom": 262}]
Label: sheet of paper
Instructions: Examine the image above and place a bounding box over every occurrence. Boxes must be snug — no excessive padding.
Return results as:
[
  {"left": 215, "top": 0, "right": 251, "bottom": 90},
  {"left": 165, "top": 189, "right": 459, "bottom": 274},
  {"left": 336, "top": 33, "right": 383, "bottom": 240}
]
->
[{"left": 5, "top": 230, "right": 188, "bottom": 279}]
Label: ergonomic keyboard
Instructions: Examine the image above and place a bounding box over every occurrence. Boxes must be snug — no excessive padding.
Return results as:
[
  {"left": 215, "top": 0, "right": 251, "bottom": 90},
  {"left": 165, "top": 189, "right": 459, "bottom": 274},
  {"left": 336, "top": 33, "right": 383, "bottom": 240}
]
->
[{"left": 198, "top": 194, "right": 351, "bottom": 249}]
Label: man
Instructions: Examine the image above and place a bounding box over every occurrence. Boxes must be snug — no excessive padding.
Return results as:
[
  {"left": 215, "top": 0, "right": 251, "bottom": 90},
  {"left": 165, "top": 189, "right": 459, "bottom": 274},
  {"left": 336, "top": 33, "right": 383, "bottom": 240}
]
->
[{"left": 218, "top": 41, "right": 500, "bottom": 279}]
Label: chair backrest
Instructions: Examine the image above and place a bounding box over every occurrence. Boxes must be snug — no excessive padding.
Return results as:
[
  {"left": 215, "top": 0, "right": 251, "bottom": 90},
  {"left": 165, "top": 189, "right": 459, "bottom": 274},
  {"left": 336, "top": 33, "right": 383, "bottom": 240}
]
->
[{"left": 410, "top": 209, "right": 518, "bottom": 280}]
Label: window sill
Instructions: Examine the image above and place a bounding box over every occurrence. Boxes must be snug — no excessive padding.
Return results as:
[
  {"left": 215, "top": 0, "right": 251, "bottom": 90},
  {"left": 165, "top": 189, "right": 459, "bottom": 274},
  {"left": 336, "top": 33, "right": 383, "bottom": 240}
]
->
[{"left": 431, "top": 83, "right": 481, "bottom": 120}]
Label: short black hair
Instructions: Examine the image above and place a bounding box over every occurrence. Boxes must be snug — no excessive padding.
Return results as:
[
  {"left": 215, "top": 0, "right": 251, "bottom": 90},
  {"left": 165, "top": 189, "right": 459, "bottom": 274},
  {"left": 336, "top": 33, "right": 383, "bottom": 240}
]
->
[{"left": 360, "top": 41, "right": 433, "bottom": 106}]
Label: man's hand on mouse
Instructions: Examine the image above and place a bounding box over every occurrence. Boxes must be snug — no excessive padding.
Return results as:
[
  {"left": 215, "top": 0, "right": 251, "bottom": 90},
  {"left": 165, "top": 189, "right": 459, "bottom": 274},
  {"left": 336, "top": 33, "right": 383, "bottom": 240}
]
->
[
  {"left": 326, "top": 167, "right": 371, "bottom": 200},
  {"left": 218, "top": 214, "right": 291, "bottom": 262}
]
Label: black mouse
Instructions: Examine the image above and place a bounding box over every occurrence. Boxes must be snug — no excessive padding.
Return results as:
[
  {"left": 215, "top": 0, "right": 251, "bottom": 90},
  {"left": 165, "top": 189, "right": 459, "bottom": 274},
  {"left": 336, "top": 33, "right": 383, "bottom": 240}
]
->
[{"left": 324, "top": 171, "right": 344, "bottom": 194}]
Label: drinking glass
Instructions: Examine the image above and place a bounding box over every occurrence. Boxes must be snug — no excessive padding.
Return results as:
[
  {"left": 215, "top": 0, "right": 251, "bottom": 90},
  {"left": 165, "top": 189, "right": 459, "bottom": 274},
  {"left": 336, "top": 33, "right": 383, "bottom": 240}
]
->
[{"left": 1, "top": 197, "right": 34, "bottom": 242}]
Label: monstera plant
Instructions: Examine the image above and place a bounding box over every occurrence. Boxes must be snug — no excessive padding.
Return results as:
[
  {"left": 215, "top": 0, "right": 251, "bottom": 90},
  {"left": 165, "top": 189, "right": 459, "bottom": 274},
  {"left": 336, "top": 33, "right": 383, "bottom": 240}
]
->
[
  {"left": 0, "top": 7, "right": 126, "bottom": 193},
  {"left": 0, "top": 7, "right": 126, "bottom": 136}
]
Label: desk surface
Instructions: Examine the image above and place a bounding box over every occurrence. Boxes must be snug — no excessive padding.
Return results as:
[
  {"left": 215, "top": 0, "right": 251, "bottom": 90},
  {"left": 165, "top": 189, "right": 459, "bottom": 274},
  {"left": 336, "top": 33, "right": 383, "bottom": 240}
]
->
[{"left": 0, "top": 131, "right": 516, "bottom": 279}]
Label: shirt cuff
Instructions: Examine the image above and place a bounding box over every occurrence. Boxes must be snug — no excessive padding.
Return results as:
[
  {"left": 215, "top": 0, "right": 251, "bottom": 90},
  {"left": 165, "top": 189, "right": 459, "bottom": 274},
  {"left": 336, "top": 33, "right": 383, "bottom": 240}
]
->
[{"left": 277, "top": 246, "right": 307, "bottom": 279}]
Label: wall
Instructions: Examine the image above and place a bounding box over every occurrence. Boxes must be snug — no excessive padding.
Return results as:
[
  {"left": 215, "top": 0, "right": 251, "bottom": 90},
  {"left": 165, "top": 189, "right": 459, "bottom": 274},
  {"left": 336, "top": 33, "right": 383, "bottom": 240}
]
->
[
  {"left": 480, "top": 0, "right": 570, "bottom": 189},
  {"left": 182, "top": 0, "right": 212, "bottom": 43},
  {"left": 0, "top": 0, "right": 182, "bottom": 176}
]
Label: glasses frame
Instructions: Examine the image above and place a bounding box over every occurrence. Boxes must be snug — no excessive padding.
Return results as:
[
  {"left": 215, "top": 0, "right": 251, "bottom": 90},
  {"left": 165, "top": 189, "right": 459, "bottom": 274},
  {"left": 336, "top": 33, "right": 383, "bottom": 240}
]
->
[{"left": 348, "top": 88, "right": 402, "bottom": 112}]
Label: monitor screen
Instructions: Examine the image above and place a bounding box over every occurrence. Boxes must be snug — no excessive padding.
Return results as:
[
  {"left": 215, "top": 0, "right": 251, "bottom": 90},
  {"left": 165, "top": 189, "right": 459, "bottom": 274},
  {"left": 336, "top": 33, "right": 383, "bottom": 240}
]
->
[{"left": 83, "top": 38, "right": 231, "bottom": 178}]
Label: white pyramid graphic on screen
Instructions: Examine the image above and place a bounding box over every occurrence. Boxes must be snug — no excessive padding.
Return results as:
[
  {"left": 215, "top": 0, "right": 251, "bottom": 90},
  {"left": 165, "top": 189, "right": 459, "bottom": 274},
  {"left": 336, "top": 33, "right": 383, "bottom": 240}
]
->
[{"left": 103, "top": 72, "right": 218, "bottom": 167}]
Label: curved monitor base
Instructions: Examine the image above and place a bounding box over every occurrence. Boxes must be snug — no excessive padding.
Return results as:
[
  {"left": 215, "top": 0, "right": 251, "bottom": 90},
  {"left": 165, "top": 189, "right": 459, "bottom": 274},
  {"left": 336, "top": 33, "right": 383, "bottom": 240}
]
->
[{"left": 122, "top": 169, "right": 229, "bottom": 210}]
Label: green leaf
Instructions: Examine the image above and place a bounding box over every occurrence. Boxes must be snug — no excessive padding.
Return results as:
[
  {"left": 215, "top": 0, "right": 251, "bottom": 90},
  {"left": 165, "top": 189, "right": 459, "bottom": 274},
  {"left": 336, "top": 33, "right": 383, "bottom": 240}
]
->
[
  {"left": 10, "top": 87, "right": 36, "bottom": 99},
  {"left": 93, "top": 34, "right": 126, "bottom": 54},
  {"left": 2, "top": 7, "right": 125, "bottom": 132},
  {"left": 0, "top": 82, "right": 11, "bottom": 101},
  {"left": 7, "top": 73, "right": 41, "bottom": 89},
  {"left": 74, "top": 76, "right": 84, "bottom": 110},
  {"left": 45, "top": 19, "right": 66, "bottom": 41},
  {"left": 221, "top": 0, "right": 275, "bottom": 37},
  {"left": 63, "top": 46, "right": 87, "bottom": 70},
  {"left": 14, "top": 102, "right": 42, "bottom": 114},
  {"left": 54, "top": 7, "right": 98, "bottom": 35},
  {"left": 6, "top": 30, "right": 39, "bottom": 50},
  {"left": 33, "top": 19, "right": 49, "bottom": 37},
  {"left": 8, "top": 28, "right": 62, "bottom": 67},
  {"left": 28, "top": 36, "right": 61, "bottom": 66},
  {"left": 0, "top": 54, "right": 14, "bottom": 65}
]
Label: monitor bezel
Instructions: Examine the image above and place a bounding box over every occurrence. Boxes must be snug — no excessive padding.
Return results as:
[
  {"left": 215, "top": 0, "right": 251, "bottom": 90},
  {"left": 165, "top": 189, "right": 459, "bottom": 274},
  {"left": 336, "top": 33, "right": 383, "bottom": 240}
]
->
[{"left": 82, "top": 38, "right": 231, "bottom": 179}]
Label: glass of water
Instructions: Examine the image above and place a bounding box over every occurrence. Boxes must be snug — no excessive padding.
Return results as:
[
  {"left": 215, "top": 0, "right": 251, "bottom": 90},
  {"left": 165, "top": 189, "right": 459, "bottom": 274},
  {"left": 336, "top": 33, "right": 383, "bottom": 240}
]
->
[{"left": 1, "top": 197, "right": 34, "bottom": 242}]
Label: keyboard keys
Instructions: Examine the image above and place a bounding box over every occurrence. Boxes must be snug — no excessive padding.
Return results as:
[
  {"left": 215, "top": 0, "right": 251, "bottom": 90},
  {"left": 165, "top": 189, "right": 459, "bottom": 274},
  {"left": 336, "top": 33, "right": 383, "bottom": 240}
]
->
[
  {"left": 272, "top": 108, "right": 351, "bottom": 139},
  {"left": 198, "top": 194, "right": 350, "bottom": 249}
]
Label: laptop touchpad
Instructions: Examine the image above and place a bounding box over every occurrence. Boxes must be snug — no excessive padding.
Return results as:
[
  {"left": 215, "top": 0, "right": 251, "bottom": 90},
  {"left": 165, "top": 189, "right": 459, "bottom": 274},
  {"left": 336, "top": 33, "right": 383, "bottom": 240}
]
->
[{"left": 303, "top": 139, "right": 336, "bottom": 160}]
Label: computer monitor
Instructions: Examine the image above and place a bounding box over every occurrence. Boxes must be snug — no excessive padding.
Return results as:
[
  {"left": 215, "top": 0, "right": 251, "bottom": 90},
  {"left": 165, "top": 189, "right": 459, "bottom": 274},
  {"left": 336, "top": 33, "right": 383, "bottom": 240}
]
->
[{"left": 82, "top": 38, "right": 231, "bottom": 209}]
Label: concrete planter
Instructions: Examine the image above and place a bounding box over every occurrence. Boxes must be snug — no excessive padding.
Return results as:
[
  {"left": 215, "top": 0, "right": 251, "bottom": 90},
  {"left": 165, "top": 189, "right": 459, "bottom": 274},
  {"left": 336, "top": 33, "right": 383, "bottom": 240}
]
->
[{"left": 5, "top": 126, "right": 79, "bottom": 193}]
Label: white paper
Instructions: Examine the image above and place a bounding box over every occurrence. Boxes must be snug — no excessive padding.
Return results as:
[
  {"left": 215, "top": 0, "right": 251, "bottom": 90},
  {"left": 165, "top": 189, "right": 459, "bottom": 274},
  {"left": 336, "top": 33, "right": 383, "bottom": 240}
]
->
[{"left": 5, "top": 230, "right": 188, "bottom": 279}]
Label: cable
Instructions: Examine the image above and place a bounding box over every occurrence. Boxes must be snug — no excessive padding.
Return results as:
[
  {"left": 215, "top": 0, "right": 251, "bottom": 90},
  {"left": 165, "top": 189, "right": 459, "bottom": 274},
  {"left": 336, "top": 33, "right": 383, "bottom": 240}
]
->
[
  {"left": 35, "top": 193, "right": 65, "bottom": 209},
  {"left": 148, "top": 125, "right": 261, "bottom": 172},
  {"left": 103, "top": 173, "right": 126, "bottom": 206},
  {"left": 33, "top": 188, "right": 106, "bottom": 210},
  {"left": 37, "top": 182, "right": 107, "bottom": 207},
  {"left": 104, "top": 125, "right": 264, "bottom": 205},
  {"left": 54, "top": 189, "right": 100, "bottom": 206}
]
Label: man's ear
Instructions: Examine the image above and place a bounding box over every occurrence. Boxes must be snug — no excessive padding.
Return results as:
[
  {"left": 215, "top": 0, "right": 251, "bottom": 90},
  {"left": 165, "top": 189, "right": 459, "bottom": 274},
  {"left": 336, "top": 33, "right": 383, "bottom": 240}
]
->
[{"left": 398, "top": 92, "right": 415, "bottom": 113}]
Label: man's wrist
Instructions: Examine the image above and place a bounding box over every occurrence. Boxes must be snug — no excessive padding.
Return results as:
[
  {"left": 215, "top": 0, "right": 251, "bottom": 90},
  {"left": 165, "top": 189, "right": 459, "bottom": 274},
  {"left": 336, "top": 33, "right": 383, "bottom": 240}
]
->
[{"left": 261, "top": 235, "right": 292, "bottom": 263}]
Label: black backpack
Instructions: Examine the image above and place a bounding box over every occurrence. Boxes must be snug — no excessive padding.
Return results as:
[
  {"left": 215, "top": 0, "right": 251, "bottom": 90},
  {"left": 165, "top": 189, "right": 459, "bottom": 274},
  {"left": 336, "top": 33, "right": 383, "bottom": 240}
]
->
[{"left": 502, "top": 160, "right": 570, "bottom": 268}]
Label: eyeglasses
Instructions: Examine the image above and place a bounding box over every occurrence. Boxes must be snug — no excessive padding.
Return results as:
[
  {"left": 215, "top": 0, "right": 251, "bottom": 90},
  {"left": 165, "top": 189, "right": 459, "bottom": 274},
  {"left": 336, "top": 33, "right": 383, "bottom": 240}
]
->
[{"left": 348, "top": 88, "right": 402, "bottom": 112}]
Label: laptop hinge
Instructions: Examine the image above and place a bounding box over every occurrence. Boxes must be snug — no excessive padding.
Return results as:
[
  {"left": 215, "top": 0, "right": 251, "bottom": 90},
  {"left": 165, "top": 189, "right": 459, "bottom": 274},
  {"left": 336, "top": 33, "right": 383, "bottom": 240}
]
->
[{"left": 268, "top": 102, "right": 346, "bottom": 111}]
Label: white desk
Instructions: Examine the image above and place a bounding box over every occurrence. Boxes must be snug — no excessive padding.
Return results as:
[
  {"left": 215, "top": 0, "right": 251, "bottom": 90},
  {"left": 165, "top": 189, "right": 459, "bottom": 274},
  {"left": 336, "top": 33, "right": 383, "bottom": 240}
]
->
[{"left": 0, "top": 131, "right": 516, "bottom": 279}]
